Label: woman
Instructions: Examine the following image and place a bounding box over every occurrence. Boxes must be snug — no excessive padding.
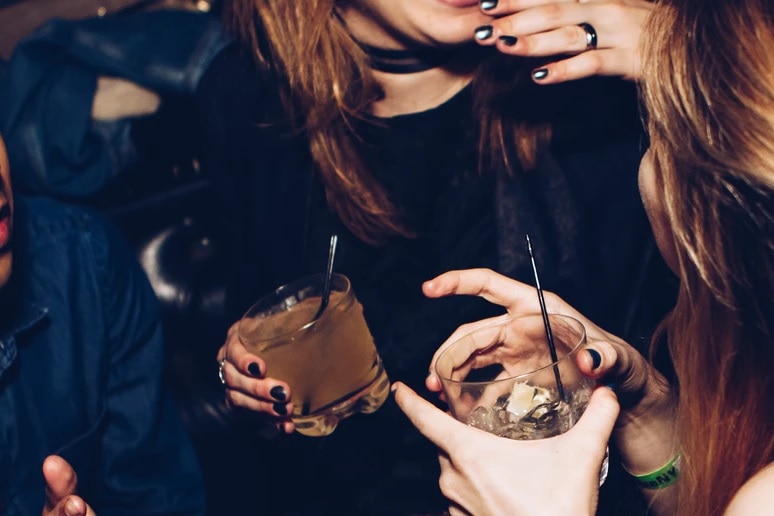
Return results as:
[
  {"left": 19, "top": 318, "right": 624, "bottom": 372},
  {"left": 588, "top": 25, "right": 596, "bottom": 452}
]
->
[
  {"left": 199, "top": 0, "right": 672, "bottom": 513},
  {"left": 395, "top": 0, "right": 774, "bottom": 513}
]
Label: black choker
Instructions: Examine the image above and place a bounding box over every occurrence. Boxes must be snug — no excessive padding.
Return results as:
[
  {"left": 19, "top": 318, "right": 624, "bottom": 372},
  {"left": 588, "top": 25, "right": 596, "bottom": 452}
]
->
[{"left": 357, "top": 42, "right": 458, "bottom": 74}]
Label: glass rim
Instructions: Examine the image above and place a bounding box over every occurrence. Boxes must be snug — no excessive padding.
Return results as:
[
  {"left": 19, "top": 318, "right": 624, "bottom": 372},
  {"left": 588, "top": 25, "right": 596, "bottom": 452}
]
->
[
  {"left": 237, "top": 272, "right": 352, "bottom": 344},
  {"left": 434, "top": 312, "right": 587, "bottom": 387}
]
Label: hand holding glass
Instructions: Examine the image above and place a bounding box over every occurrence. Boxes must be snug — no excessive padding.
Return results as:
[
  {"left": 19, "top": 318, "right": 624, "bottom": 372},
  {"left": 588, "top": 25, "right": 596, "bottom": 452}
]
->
[
  {"left": 436, "top": 313, "right": 608, "bottom": 483},
  {"left": 238, "top": 273, "right": 390, "bottom": 436}
]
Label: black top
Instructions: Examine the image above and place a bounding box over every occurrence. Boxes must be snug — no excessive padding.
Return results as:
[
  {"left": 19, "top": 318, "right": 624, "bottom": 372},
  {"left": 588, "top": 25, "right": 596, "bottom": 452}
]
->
[{"left": 196, "top": 42, "right": 676, "bottom": 515}]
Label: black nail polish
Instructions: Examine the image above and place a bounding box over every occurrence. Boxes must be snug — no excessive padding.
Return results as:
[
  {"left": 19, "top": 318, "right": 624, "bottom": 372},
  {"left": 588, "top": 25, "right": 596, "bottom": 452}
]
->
[
  {"left": 499, "top": 35, "right": 518, "bottom": 47},
  {"left": 248, "top": 362, "right": 263, "bottom": 378},
  {"left": 480, "top": 0, "right": 498, "bottom": 10},
  {"left": 270, "top": 386, "right": 287, "bottom": 401},
  {"left": 474, "top": 25, "right": 493, "bottom": 41},
  {"left": 588, "top": 349, "right": 602, "bottom": 369},
  {"left": 273, "top": 402, "right": 288, "bottom": 416},
  {"left": 532, "top": 68, "right": 549, "bottom": 80}
]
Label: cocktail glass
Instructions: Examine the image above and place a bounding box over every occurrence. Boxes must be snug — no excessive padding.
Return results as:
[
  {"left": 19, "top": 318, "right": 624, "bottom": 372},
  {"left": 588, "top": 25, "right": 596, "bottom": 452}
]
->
[
  {"left": 238, "top": 273, "right": 390, "bottom": 436},
  {"left": 436, "top": 313, "right": 608, "bottom": 484}
]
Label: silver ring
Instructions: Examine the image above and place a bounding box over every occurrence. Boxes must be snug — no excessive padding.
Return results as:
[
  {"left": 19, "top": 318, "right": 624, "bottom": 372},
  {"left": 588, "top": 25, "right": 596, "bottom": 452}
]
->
[
  {"left": 218, "top": 357, "right": 227, "bottom": 386},
  {"left": 578, "top": 23, "right": 598, "bottom": 51}
]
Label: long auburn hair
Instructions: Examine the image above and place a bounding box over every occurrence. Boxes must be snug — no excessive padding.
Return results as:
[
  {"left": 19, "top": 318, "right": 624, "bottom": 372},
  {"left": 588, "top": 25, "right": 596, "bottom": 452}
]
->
[
  {"left": 226, "top": 0, "right": 551, "bottom": 244},
  {"left": 641, "top": 0, "right": 774, "bottom": 512}
]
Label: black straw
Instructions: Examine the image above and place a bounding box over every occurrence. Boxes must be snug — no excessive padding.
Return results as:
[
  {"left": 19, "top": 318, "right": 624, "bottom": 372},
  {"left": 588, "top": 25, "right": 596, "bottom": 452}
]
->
[
  {"left": 525, "top": 235, "right": 566, "bottom": 402},
  {"left": 313, "top": 234, "right": 339, "bottom": 321}
]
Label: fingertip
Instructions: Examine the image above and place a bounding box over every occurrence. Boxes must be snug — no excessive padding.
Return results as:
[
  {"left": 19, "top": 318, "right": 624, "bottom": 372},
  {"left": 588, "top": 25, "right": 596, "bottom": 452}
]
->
[
  {"left": 42, "top": 454, "right": 58, "bottom": 475},
  {"left": 532, "top": 70, "right": 550, "bottom": 84},
  {"left": 247, "top": 361, "right": 264, "bottom": 378},
  {"left": 276, "top": 419, "right": 295, "bottom": 434},
  {"left": 581, "top": 340, "right": 619, "bottom": 378},
  {"left": 391, "top": 381, "right": 413, "bottom": 406},
  {"left": 592, "top": 385, "right": 620, "bottom": 416},
  {"left": 64, "top": 496, "right": 86, "bottom": 516},
  {"left": 421, "top": 279, "right": 440, "bottom": 297},
  {"left": 579, "top": 346, "right": 604, "bottom": 377},
  {"left": 425, "top": 373, "right": 442, "bottom": 392},
  {"left": 42, "top": 455, "right": 76, "bottom": 487}
]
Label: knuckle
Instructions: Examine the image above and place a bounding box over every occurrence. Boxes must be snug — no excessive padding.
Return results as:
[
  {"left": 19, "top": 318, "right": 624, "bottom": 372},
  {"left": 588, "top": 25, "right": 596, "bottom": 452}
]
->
[
  {"left": 517, "top": 36, "right": 535, "bottom": 54},
  {"left": 538, "top": 3, "right": 565, "bottom": 23},
  {"left": 252, "top": 381, "right": 267, "bottom": 398},
  {"left": 585, "top": 54, "right": 604, "bottom": 74},
  {"left": 494, "top": 17, "right": 517, "bottom": 36},
  {"left": 569, "top": 25, "right": 587, "bottom": 48},
  {"left": 438, "top": 473, "right": 455, "bottom": 499}
]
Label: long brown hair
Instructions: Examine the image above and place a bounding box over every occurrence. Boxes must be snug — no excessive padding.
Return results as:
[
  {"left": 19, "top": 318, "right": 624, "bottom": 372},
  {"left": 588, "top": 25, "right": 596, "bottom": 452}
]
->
[
  {"left": 641, "top": 0, "right": 774, "bottom": 512},
  {"left": 226, "top": 0, "right": 550, "bottom": 244}
]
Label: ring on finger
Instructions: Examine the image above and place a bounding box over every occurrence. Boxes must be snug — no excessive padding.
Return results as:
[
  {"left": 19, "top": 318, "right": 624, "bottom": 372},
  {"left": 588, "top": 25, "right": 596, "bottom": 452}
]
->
[
  {"left": 578, "top": 23, "right": 598, "bottom": 51},
  {"left": 218, "top": 356, "right": 228, "bottom": 386}
]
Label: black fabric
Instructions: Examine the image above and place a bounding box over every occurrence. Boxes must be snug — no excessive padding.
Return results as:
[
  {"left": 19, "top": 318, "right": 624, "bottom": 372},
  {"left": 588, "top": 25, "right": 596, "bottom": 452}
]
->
[{"left": 195, "top": 42, "right": 677, "bottom": 515}]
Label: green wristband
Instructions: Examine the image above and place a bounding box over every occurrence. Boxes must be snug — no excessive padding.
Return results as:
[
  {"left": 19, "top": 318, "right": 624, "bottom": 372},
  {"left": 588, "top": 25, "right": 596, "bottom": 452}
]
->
[{"left": 628, "top": 454, "right": 680, "bottom": 490}]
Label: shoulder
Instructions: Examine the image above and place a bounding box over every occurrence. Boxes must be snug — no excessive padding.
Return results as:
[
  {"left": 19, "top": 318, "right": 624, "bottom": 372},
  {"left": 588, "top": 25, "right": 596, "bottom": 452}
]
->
[{"left": 725, "top": 462, "right": 774, "bottom": 515}]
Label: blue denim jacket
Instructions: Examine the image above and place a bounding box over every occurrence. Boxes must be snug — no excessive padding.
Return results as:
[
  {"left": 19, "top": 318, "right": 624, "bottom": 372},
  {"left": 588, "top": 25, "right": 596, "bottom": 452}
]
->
[
  {"left": 0, "top": 9, "right": 229, "bottom": 197},
  {"left": 0, "top": 196, "right": 205, "bottom": 515}
]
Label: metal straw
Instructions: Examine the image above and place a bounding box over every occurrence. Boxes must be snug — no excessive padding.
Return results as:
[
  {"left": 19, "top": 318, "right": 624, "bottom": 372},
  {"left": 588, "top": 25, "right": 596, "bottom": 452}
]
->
[
  {"left": 525, "top": 234, "right": 566, "bottom": 402},
  {"left": 313, "top": 234, "right": 339, "bottom": 321},
  {"left": 303, "top": 234, "right": 339, "bottom": 415}
]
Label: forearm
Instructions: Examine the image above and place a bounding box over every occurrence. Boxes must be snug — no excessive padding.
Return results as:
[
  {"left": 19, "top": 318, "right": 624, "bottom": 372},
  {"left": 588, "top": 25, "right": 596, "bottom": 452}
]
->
[{"left": 613, "top": 387, "right": 679, "bottom": 515}]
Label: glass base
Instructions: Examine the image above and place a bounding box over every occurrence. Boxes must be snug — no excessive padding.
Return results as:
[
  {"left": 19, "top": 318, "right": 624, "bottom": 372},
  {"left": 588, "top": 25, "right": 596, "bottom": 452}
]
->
[{"left": 293, "top": 366, "right": 390, "bottom": 437}]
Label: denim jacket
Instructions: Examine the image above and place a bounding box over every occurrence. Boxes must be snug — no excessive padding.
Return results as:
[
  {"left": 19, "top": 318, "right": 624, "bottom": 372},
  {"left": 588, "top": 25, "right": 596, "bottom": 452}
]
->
[
  {"left": 0, "top": 196, "right": 205, "bottom": 515},
  {"left": 0, "top": 9, "right": 229, "bottom": 197}
]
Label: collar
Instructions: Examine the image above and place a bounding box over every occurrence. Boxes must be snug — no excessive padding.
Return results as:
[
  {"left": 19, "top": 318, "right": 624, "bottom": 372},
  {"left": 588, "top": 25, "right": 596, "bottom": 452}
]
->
[{"left": 356, "top": 41, "right": 459, "bottom": 74}]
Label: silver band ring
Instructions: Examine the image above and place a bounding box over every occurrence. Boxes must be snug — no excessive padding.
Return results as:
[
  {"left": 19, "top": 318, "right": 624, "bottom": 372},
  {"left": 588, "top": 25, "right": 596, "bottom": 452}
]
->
[
  {"left": 218, "top": 357, "right": 227, "bottom": 386},
  {"left": 579, "top": 23, "right": 598, "bottom": 51}
]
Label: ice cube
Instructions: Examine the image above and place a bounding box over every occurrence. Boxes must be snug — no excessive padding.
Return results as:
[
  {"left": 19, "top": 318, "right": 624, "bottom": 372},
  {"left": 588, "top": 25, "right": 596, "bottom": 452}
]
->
[
  {"left": 505, "top": 383, "right": 536, "bottom": 417},
  {"left": 467, "top": 405, "right": 496, "bottom": 433}
]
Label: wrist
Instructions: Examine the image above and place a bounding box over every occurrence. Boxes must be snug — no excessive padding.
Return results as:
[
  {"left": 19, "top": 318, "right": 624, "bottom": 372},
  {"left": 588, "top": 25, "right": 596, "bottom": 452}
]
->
[
  {"left": 613, "top": 383, "right": 678, "bottom": 476},
  {"left": 624, "top": 453, "right": 681, "bottom": 490}
]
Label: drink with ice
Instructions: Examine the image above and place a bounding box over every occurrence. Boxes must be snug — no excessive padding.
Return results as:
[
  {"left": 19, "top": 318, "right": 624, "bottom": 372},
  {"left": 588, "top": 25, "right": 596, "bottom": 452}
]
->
[
  {"left": 466, "top": 382, "right": 590, "bottom": 440},
  {"left": 436, "top": 313, "right": 608, "bottom": 484}
]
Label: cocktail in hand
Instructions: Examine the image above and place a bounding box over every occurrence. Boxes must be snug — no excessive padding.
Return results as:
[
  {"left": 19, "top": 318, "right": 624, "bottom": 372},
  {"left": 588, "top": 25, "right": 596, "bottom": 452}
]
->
[
  {"left": 239, "top": 273, "right": 390, "bottom": 436},
  {"left": 435, "top": 313, "right": 609, "bottom": 484}
]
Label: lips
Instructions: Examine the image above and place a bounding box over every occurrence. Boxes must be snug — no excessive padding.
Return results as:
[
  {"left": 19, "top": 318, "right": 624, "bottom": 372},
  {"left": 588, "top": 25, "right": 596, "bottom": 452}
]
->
[{"left": 0, "top": 203, "right": 11, "bottom": 250}]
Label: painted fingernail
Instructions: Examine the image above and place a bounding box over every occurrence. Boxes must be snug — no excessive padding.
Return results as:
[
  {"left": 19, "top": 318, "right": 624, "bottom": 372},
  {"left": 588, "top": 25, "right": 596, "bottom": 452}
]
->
[
  {"left": 248, "top": 362, "right": 263, "bottom": 378},
  {"left": 604, "top": 382, "right": 617, "bottom": 391},
  {"left": 273, "top": 402, "right": 288, "bottom": 416},
  {"left": 588, "top": 349, "right": 602, "bottom": 369},
  {"left": 498, "top": 35, "right": 517, "bottom": 46},
  {"left": 270, "top": 386, "right": 287, "bottom": 401},
  {"left": 532, "top": 68, "right": 549, "bottom": 80},
  {"left": 474, "top": 25, "right": 493, "bottom": 40},
  {"left": 481, "top": 0, "right": 498, "bottom": 10}
]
